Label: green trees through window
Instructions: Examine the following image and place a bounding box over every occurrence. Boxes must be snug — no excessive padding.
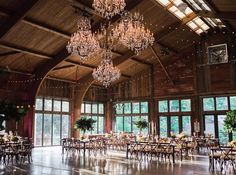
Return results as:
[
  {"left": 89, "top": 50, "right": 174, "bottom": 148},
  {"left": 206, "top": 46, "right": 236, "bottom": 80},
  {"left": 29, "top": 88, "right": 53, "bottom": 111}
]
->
[{"left": 115, "top": 101, "right": 149, "bottom": 134}]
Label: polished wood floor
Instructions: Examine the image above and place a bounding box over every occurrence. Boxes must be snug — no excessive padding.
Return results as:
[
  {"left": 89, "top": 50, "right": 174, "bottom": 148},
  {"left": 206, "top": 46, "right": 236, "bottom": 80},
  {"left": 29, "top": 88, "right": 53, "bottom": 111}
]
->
[{"left": 0, "top": 147, "right": 235, "bottom": 175}]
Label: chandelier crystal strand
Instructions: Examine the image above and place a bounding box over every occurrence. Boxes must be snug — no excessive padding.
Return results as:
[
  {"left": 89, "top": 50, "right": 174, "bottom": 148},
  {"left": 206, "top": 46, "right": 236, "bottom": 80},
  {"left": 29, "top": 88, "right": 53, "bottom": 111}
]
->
[
  {"left": 92, "top": 0, "right": 126, "bottom": 19},
  {"left": 66, "top": 16, "right": 100, "bottom": 61},
  {"left": 114, "top": 12, "right": 155, "bottom": 55},
  {"left": 92, "top": 50, "right": 121, "bottom": 87}
]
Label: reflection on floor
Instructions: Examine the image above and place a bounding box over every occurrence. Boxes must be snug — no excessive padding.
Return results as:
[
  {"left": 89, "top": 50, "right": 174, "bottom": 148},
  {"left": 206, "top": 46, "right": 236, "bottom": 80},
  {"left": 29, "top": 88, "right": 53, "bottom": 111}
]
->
[{"left": 0, "top": 147, "right": 235, "bottom": 175}]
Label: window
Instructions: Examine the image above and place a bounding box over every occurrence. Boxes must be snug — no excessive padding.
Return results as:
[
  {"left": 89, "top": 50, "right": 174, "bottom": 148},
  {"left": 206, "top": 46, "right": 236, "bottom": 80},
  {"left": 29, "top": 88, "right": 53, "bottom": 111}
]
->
[
  {"left": 203, "top": 98, "right": 215, "bottom": 111},
  {"left": 159, "top": 116, "right": 168, "bottom": 138},
  {"left": 157, "top": 98, "right": 192, "bottom": 137},
  {"left": 158, "top": 100, "right": 168, "bottom": 113},
  {"left": 115, "top": 101, "right": 149, "bottom": 134},
  {"left": 34, "top": 98, "right": 70, "bottom": 147},
  {"left": 169, "top": 100, "right": 179, "bottom": 112},
  {"left": 182, "top": 116, "right": 191, "bottom": 135},
  {"left": 216, "top": 97, "right": 228, "bottom": 111},
  {"left": 181, "top": 99, "right": 191, "bottom": 112},
  {"left": 81, "top": 102, "right": 105, "bottom": 134},
  {"left": 202, "top": 96, "right": 236, "bottom": 144}
]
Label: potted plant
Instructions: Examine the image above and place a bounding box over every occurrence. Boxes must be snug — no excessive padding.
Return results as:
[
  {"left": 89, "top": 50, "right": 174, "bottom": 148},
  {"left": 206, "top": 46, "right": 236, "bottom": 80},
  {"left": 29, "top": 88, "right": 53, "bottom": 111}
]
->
[
  {"left": 74, "top": 117, "right": 96, "bottom": 139},
  {"left": 224, "top": 110, "right": 236, "bottom": 132},
  {"left": 134, "top": 120, "right": 148, "bottom": 135}
]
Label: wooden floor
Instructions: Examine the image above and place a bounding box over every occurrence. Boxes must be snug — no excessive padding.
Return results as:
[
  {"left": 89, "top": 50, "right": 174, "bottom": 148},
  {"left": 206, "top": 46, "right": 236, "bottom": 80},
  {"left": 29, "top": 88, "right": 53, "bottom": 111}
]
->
[{"left": 0, "top": 147, "right": 235, "bottom": 175}]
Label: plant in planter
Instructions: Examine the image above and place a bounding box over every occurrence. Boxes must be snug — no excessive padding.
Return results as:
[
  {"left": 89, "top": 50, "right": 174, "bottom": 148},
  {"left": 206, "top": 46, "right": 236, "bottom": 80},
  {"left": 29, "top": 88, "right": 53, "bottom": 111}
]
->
[
  {"left": 74, "top": 117, "right": 96, "bottom": 139},
  {"left": 224, "top": 110, "right": 236, "bottom": 132},
  {"left": 133, "top": 120, "right": 148, "bottom": 135}
]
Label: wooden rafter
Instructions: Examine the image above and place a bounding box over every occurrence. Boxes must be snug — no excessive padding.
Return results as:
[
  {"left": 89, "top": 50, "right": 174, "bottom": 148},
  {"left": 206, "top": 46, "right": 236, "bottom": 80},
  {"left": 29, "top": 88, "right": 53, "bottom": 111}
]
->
[
  {"left": 52, "top": 65, "right": 75, "bottom": 71},
  {"left": 150, "top": 46, "right": 174, "bottom": 85},
  {"left": 0, "top": 67, "right": 32, "bottom": 76},
  {"left": 130, "top": 57, "right": 152, "bottom": 66},
  {"left": 197, "top": 11, "right": 236, "bottom": 20},
  {"left": 0, "top": 0, "right": 39, "bottom": 38},
  {"left": 0, "top": 42, "right": 52, "bottom": 59},
  {"left": 0, "top": 51, "right": 19, "bottom": 57}
]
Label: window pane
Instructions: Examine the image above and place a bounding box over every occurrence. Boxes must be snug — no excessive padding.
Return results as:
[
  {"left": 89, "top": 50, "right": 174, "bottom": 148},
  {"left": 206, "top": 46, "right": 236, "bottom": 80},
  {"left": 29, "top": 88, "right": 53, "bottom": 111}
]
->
[
  {"left": 85, "top": 103, "right": 91, "bottom": 113},
  {"left": 169, "top": 100, "right": 179, "bottom": 112},
  {"left": 171, "top": 116, "right": 179, "bottom": 134},
  {"left": 53, "top": 114, "right": 61, "bottom": 145},
  {"left": 216, "top": 97, "right": 228, "bottom": 111},
  {"left": 230, "top": 96, "right": 236, "bottom": 110},
  {"left": 92, "top": 116, "right": 97, "bottom": 134},
  {"left": 132, "top": 102, "right": 140, "bottom": 114},
  {"left": 53, "top": 100, "right": 61, "bottom": 112},
  {"left": 35, "top": 98, "right": 43, "bottom": 110},
  {"left": 62, "top": 115, "right": 69, "bottom": 138},
  {"left": 81, "top": 103, "right": 84, "bottom": 113},
  {"left": 203, "top": 98, "right": 215, "bottom": 111},
  {"left": 34, "top": 113, "right": 42, "bottom": 146},
  {"left": 43, "top": 114, "right": 52, "bottom": 146},
  {"left": 141, "top": 116, "right": 148, "bottom": 135},
  {"left": 218, "top": 115, "right": 228, "bottom": 144},
  {"left": 98, "top": 117, "right": 104, "bottom": 134},
  {"left": 233, "top": 132, "right": 236, "bottom": 141},
  {"left": 115, "top": 103, "right": 123, "bottom": 114},
  {"left": 141, "top": 102, "right": 148, "bottom": 113},
  {"left": 116, "top": 116, "right": 123, "bottom": 132},
  {"left": 181, "top": 99, "right": 191, "bottom": 112},
  {"left": 92, "top": 104, "right": 98, "bottom": 114},
  {"left": 124, "top": 116, "right": 131, "bottom": 132},
  {"left": 204, "top": 115, "right": 215, "bottom": 137},
  {"left": 182, "top": 116, "right": 191, "bottom": 136},
  {"left": 159, "top": 116, "right": 168, "bottom": 138},
  {"left": 44, "top": 99, "right": 52, "bottom": 111},
  {"left": 132, "top": 116, "right": 140, "bottom": 134},
  {"left": 124, "top": 103, "right": 131, "bottom": 114},
  {"left": 158, "top": 100, "right": 168, "bottom": 113},
  {"left": 62, "top": 101, "right": 69, "bottom": 112},
  {"left": 99, "top": 104, "right": 104, "bottom": 114}
]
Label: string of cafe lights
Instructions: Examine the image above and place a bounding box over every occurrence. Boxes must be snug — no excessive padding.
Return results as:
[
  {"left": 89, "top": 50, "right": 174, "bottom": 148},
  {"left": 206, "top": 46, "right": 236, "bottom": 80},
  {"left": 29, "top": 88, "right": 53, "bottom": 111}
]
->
[{"left": 6, "top": 28, "right": 236, "bottom": 87}]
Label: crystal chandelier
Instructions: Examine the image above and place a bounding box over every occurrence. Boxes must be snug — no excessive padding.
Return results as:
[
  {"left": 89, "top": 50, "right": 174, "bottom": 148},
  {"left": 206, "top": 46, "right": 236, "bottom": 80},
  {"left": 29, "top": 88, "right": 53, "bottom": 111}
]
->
[
  {"left": 114, "top": 12, "right": 155, "bottom": 55},
  {"left": 92, "top": 0, "right": 126, "bottom": 19},
  {"left": 66, "top": 15, "right": 100, "bottom": 61},
  {"left": 92, "top": 50, "right": 121, "bottom": 87}
]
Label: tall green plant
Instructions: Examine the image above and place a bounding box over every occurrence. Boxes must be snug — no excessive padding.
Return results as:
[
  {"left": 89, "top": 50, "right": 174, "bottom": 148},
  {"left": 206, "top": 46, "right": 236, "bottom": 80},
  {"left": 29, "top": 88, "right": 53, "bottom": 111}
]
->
[
  {"left": 134, "top": 120, "right": 148, "bottom": 134},
  {"left": 0, "top": 101, "right": 29, "bottom": 131},
  {"left": 74, "top": 117, "right": 96, "bottom": 134},
  {"left": 224, "top": 110, "right": 236, "bottom": 132}
]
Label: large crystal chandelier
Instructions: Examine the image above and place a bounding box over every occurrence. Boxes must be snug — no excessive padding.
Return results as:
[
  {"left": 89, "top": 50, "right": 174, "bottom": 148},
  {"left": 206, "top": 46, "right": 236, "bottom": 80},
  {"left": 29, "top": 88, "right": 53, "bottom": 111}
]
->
[
  {"left": 92, "top": 50, "right": 121, "bottom": 87},
  {"left": 66, "top": 15, "right": 100, "bottom": 61},
  {"left": 114, "top": 12, "right": 155, "bottom": 55},
  {"left": 92, "top": 0, "right": 126, "bottom": 19}
]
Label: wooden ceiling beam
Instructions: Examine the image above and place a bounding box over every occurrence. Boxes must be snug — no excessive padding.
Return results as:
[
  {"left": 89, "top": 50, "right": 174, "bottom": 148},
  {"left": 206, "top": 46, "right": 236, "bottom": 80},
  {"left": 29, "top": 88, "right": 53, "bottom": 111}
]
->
[
  {"left": 52, "top": 65, "right": 75, "bottom": 71},
  {"left": 22, "top": 17, "right": 71, "bottom": 38},
  {"left": 130, "top": 57, "right": 152, "bottom": 66},
  {"left": 0, "top": 51, "right": 19, "bottom": 57},
  {"left": 0, "top": 42, "right": 52, "bottom": 59},
  {"left": 0, "top": 67, "right": 32, "bottom": 76},
  {"left": 46, "top": 76, "right": 76, "bottom": 83},
  {"left": 150, "top": 46, "right": 174, "bottom": 85},
  {"left": 0, "top": 0, "right": 39, "bottom": 38}
]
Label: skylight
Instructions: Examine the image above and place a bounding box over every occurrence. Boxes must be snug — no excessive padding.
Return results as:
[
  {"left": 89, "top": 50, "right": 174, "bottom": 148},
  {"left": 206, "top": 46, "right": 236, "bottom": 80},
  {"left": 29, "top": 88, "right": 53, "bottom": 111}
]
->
[
  {"left": 156, "top": 0, "right": 210, "bottom": 35},
  {"left": 186, "top": 17, "right": 209, "bottom": 34},
  {"left": 155, "top": 0, "right": 226, "bottom": 35},
  {"left": 185, "top": 0, "right": 211, "bottom": 11}
]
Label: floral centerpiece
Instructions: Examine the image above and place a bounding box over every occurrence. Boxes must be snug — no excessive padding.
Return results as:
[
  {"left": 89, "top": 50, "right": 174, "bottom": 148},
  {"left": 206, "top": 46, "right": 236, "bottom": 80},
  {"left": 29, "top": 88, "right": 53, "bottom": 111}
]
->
[
  {"left": 177, "top": 132, "right": 187, "bottom": 139},
  {"left": 229, "top": 140, "right": 236, "bottom": 147}
]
